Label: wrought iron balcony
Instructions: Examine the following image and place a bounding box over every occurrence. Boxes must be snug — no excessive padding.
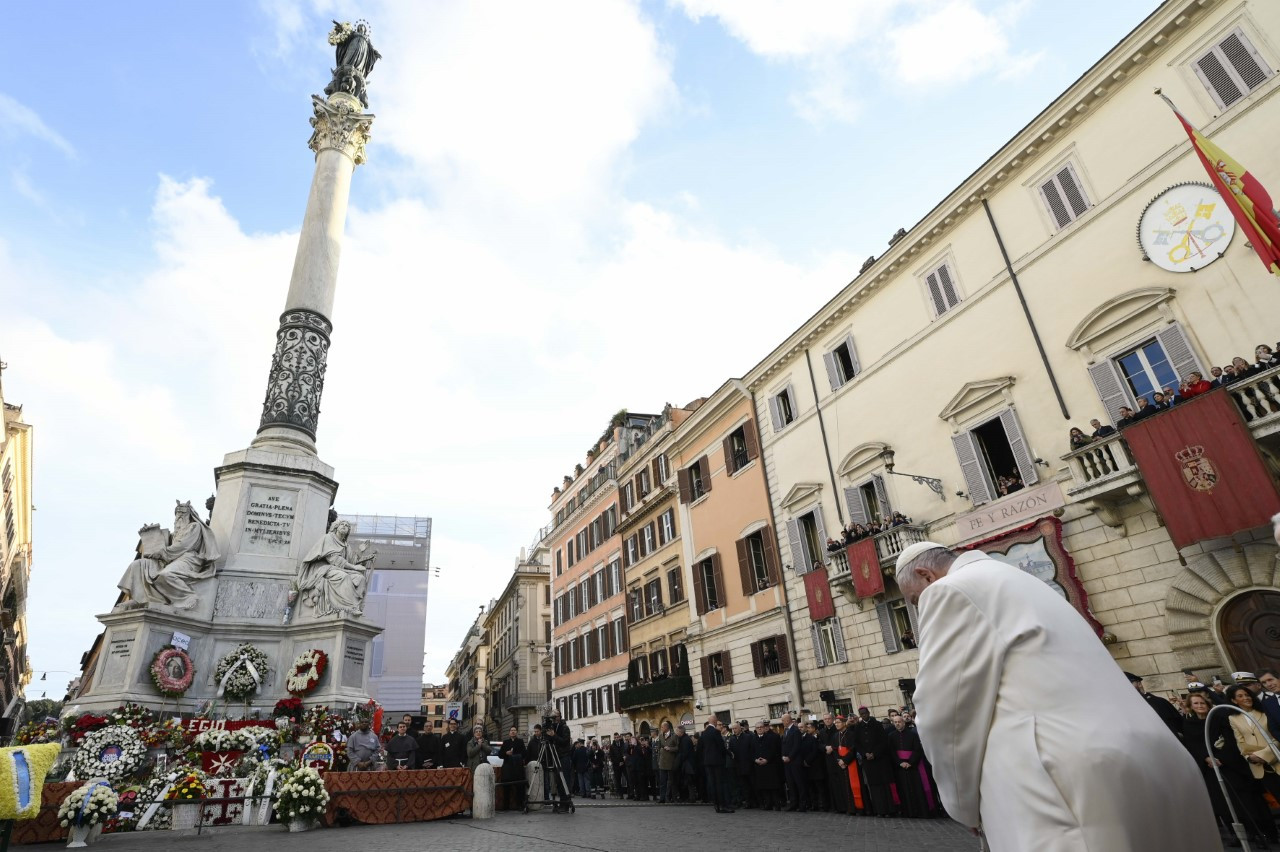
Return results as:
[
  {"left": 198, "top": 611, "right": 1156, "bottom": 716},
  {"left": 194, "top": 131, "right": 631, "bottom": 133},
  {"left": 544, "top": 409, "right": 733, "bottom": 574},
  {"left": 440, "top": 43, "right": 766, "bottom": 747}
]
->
[{"left": 618, "top": 674, "right": 693, "bottom": 711}]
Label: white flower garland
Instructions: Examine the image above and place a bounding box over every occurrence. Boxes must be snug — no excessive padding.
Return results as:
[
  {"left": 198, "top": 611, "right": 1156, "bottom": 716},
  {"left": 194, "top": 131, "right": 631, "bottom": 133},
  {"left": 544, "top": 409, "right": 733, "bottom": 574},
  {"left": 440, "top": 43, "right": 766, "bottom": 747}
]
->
[
  {"left": 214, "top": 643, "right": 270, "bottom": 701},
  {"left": 70, "top": 726, "right": 147, "bottom": 786},
  {"left": 286, "top": 649, "right": 327, "bottom": 696},
  {"left": 191, "top": 725, "right": 280, "bottom": 755},
  {"left": 328, "top": 21, "right": 353, "bottom": 45}
]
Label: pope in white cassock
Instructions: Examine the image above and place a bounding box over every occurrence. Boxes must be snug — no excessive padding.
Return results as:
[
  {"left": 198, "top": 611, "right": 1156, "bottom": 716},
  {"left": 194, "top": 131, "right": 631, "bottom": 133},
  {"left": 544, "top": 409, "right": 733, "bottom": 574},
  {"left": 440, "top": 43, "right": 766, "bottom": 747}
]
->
[{"left": 896, "top": 541, "right": 1222, "bottom": 852}]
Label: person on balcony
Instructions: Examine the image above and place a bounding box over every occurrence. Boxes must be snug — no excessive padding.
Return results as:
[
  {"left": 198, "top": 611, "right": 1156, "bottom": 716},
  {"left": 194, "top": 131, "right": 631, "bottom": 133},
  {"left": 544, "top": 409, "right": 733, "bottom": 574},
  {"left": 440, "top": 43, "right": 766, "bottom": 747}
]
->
[
  {"left": 1256, "top": 344, "right": 1279, "bottom": 371},
  {"left": 1182, "top": 371, "right": 1213, "bottom": 399},
  {"left": 1068, "top": 427, "right": 1093, "bottom": 450},
  {"left": 826, "top": 537, "right": 843, "bottom": 554},
  {"left": 889, "top": 512, "right": 912, "bottom": 527},
  {"left": 1227, "top": 356, "right": 1255, "bottom": 383},
  {"left": 1115, "top": 406, "right": 1138, "bottom": 428},
  {"left": 1088, "top": 418, "right": 1115, "bottom": 438},
  {"left": 1151, "top": 391, "right": 1173, "bottom": 411},
  {"left": 1209, "top": 366, "right": 1227, "bottom": 387}
]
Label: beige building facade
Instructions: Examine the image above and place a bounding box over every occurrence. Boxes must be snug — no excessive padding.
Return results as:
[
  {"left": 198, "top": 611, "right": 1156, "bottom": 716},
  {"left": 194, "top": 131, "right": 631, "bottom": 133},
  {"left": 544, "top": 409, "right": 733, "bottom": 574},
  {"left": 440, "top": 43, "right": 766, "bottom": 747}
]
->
[
  {"left": 615, "top": 406, "right": 696, "bottom": 733},
  {"left": 485, "top": 542, "right": 553, "bottom": 735},
  {"left": 670, "top": 382, "right": 805, "bottom": 724},
  {"left": 745, "top": 0, "right": 1280, "bottom": 711},
  {"left": 420, "top": 682, "right": 448, "bottom": 731},
  {"left": 0, "top": 372, "right": 33, "bottom": 726},
  {"left": 445, "top": 605, "right": 491, "bottom": 734}
]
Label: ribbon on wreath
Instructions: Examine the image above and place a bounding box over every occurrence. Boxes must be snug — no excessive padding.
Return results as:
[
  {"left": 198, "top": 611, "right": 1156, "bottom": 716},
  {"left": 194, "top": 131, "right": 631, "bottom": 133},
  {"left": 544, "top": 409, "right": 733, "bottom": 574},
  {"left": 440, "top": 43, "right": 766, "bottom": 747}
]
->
[
  {"left": 241, "top": 767, "right": 280, "bottom": 826},
  {"left": 136, "top": 771, "right": 181, "bottom": 830},
  {"left": 216, "top": 653, "right": 263, "bottom": 698},
  {"left": 76, "top": 779, "right": 112, "bottom": 825}
]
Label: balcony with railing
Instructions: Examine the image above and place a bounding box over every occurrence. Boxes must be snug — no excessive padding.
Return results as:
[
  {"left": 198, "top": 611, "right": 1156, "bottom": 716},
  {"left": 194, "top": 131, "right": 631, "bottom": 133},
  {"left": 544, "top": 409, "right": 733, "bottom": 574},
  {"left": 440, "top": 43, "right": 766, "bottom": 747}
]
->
[
  {"left": 1060, "top": 365, "right": 1280, "bottom": 517},
  {"left": 827, "top": 524, "right": 927, "bottom": 600},
  {"left": 617, "top": 674, "right": 694, "bottom": 711}
]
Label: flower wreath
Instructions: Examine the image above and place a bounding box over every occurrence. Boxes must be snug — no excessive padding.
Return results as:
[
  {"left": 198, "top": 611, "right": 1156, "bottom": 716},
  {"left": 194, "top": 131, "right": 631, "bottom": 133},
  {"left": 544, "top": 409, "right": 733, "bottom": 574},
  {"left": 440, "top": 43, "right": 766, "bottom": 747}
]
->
[
  {"left": 71, "top": 726, "right": 147, "bottom": 785},
  {"left": 149, "top": 646, "right": 195, "bottom": 698},
  {"left": 286, "top": 649, "right": 328, "bottom": 696},
  {"left": 214, "top": 642, "right": 270, "bottom": 701}
]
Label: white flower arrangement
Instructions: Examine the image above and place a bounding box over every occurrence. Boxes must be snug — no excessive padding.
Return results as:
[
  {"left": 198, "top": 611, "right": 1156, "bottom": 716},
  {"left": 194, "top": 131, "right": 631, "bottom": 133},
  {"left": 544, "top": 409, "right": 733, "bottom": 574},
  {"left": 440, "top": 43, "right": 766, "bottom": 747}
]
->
[
  {"left": 191, "top": 724, "right": 280, "bottom": 755},
  {"left": 285, "top": 649, "right": 328, "bottom": 696},
  {"left": 214, "top": 643, "right": 270, "bottom": 702},
  {"left": 328, "top": 21, "right": 353, "bottom": 45},
  {"left": 272, "top": 766, "right": 329, "bottom": 823},
  {"left": 57, "top": 782, "right": 119, "bottom": 828},
  {"left": 71, "top": 726, "right": 147, "bottom": 785}
]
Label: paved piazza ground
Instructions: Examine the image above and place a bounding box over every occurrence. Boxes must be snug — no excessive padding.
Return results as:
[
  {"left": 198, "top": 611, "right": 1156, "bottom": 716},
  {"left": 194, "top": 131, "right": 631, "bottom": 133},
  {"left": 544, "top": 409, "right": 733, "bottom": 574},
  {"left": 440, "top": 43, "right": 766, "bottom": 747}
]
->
[{"left": 99, "top": 801, "right": 975, "bottom": 851}]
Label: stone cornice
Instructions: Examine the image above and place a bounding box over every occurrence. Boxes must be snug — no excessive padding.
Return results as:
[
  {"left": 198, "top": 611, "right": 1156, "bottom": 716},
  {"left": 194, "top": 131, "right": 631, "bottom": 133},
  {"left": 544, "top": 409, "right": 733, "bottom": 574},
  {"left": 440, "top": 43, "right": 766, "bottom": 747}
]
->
[
  {"left": 744, "top": 0, "right": 1222, "bottom": 391},
  {"left": 668, "top": 379, "right": 750, "bottom": 455}
]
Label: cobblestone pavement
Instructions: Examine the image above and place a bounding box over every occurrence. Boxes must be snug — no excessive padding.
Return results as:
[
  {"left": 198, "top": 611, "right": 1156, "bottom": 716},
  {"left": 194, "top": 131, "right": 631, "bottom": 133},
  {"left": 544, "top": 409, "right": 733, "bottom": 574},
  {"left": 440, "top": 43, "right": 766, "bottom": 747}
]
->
[{"left": 98, "top": 801, "right": 976, "bottom": 851}]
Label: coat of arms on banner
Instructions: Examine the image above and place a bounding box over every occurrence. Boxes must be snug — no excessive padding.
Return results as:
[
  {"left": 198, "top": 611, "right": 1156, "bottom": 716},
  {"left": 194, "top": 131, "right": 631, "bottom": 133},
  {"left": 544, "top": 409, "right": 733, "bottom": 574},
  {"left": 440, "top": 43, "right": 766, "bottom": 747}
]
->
[{"left": 1177, "top": 445, "right": 1218, "bottom": 492}]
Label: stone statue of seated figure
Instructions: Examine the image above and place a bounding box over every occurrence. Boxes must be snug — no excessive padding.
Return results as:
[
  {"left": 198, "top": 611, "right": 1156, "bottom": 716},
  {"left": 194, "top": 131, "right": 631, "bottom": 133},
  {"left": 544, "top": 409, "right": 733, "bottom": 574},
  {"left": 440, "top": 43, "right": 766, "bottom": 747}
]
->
[
  {"left": 296, "top": 519, "right": 376, "bottom": 617},
  {"left": 116, "top": 501, "right": 221, "bottom": 611}
]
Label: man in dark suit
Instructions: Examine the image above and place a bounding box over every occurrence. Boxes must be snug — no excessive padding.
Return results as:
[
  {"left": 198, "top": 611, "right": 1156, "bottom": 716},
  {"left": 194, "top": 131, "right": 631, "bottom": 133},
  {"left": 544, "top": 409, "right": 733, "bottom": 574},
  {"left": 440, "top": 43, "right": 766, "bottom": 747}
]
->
[
  {"left": 1115, "top": 406, "right": 1137, "bottom": 429},
  {"left": 698, "top": 716, "right": 733, "bottom": 813},
  {"left": 1259, "top": 671, "right": 1280, "bottom": 740},
  {"left": 1088, "top": 418, "right": 1116, "bottom": 438},
  {"left": 1126, "top": 672, "right": 1182, "bottom": 739},
  {"left": 437, "top": 718, "right": 467, "bottom": 768},
  {"left": 780, "top": 712, "right": 807, "bottom": 812}
]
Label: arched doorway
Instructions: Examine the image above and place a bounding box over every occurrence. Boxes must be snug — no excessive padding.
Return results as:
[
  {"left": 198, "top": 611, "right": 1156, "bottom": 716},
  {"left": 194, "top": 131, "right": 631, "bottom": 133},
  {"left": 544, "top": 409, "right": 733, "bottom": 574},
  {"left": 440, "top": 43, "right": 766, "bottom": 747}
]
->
[
  {"left": 1220, "top": 590, "right": 1280, "bottom": 674},
  {"left": 638, "top": 721, "right": 651, "bottom": 736}
]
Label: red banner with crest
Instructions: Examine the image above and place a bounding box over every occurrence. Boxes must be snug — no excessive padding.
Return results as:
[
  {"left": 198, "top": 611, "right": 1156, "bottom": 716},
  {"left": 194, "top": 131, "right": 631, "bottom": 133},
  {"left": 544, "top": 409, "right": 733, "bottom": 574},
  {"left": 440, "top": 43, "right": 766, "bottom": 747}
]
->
[
  {"left": 1122, "top": 389, "right": 1280, "bottom": 550},
  {"left": 846, "top": 538, "right": 884, "bottom": 599},
  {"left": 804, "top": 566, "right": 836, "bottom": 621}
]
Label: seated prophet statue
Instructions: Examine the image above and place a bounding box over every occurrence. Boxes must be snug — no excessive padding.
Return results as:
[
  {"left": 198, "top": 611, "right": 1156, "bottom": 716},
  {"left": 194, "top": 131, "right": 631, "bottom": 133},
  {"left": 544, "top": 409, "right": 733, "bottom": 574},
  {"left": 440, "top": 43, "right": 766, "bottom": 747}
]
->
[
  {"left": 116, "top": 501, "right": 220, "bottom": 610},
  {"left": 296, "top": 518, "right": 376, "bottom": 617}
]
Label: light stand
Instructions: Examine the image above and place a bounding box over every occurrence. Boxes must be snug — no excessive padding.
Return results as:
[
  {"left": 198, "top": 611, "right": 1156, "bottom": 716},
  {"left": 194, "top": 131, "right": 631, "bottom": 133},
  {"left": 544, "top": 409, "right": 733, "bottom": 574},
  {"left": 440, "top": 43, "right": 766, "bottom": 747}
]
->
[{"left": 880, "top": 448, "right": 945, "bottom": 501}]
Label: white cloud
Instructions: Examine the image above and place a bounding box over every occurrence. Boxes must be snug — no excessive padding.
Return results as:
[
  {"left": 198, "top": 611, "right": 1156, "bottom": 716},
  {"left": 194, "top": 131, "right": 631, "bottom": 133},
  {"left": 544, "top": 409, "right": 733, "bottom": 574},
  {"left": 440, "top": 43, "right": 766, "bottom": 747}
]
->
[
  {"left": 886, "top": 0, "right": 1040, "bottom": 87},
  {"left": 671, "top": 0, "right": 1039, "bottom": 122},
  {"left": 0, "top": 93, "right": 75, "bottom": 158}
]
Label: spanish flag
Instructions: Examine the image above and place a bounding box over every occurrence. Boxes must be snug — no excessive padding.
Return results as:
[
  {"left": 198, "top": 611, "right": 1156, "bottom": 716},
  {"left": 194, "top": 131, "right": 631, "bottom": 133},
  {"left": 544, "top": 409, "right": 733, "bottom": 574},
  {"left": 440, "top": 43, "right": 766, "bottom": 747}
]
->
[{"left": 1159, "top": 91, "right": 1280, "bottom": 276}]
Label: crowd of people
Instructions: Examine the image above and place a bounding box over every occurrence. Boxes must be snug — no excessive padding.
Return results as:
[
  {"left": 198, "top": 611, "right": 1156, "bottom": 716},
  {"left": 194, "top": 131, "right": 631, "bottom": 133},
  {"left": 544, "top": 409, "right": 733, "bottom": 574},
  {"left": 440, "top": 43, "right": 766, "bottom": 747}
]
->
[
  {"left": 826, "top": 512, "right": 914, "bottom": 554},
  {"left": 1068, "top": 341, "right": 1280, "bottom": 449},
  {"left": 543, "top": 709, "right": 942, "bottom": 820},
  {"left": 1135, "top": 669, "right": 1280, "bottom": 847}
]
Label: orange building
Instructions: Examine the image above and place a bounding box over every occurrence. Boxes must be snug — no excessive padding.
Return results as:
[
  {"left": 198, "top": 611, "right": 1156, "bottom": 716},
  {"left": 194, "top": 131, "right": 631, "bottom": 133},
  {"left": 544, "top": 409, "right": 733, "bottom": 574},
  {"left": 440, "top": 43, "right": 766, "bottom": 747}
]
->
[{"left": 668, "top": 381, "right": 804, "bottom": 724}]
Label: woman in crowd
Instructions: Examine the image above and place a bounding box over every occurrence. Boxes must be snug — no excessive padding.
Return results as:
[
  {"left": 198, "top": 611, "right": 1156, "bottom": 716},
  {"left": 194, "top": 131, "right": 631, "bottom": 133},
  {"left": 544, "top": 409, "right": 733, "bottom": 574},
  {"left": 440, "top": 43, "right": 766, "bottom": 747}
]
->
[
  {"left": 1181, "top": 693, "right": 1236, "bottom": 839},
  {"left": 1068, "top": 427, "right": 1093, "bottom": 450},
  {"left": 1182, "top": 372, "right": 1213, "bottom": 399},
  {"left": 888, "top": 714, "right": 935, "bottom": 819},
  {"left": 1219, "top": 685, "right": 1280, "bottom": 845},
  {"left": 466, "top": 724, "right": 489, "bottom": 773}
]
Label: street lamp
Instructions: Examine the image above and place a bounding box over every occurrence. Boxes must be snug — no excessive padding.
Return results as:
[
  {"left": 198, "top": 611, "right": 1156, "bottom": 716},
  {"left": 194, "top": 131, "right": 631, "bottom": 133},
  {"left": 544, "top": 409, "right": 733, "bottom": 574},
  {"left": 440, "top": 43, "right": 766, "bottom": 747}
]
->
[{"left": 880, "top": 448, "right": 946, "bottom": 501}]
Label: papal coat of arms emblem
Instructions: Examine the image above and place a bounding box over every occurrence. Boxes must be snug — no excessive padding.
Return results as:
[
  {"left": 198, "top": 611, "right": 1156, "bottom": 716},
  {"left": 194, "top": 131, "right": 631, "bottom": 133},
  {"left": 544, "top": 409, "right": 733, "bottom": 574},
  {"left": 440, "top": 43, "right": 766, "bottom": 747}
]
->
[
  {"left": 1176, "top": 445, "right": 1218, "bottom": 492},
  {"left": 860, "top": 560, "right": 872, "bottom": 580}
]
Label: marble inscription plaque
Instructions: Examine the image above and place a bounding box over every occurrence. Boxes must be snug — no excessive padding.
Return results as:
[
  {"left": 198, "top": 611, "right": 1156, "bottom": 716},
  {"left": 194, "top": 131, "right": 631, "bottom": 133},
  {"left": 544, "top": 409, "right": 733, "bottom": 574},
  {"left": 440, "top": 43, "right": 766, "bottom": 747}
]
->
[
  {"left": 100, "top": 637, "right": 134, "bottom": 687},
  {"left": 342, "top": 639, "right": 367, "bottom": 688},
  {"left": 213, "top": 580, "right": 290, "bottom": 619},
  {"left": 241, "top": 485, "right": 298, "bottom": 556}
]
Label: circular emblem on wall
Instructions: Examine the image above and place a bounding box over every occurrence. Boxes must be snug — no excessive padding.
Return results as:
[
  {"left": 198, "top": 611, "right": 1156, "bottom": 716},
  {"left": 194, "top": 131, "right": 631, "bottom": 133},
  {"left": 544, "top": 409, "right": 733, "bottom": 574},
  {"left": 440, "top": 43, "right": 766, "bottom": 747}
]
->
[{"left": 1137, "top": 182, "right": 1235, "bottom": 272}]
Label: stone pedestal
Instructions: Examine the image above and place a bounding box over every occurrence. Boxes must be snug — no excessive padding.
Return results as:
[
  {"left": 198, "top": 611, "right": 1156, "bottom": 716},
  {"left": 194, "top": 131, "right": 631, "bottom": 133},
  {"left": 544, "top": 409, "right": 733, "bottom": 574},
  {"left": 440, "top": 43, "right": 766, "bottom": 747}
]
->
[
  {"left": 76, "top": 602, "right": 379, "bottom": 715},
  {"left": 472, "top": 764, "right": 495, "bottom": 819}
]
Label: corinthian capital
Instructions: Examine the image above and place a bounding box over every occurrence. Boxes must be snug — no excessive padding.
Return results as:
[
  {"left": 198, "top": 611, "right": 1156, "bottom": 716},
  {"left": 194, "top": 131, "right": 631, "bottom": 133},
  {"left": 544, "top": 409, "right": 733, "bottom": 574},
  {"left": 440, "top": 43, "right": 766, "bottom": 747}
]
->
[{"left": 308, "top": 92, "right": 375, "bottom": 165}]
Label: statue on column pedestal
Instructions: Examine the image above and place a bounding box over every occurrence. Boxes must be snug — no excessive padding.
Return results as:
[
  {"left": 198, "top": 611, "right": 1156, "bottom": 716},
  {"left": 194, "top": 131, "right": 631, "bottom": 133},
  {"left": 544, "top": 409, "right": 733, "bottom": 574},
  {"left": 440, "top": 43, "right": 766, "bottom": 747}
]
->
[
  {"left": 116, "top": 501, "right": 221, "bottom": 611},
  {"left": 325, "top": 19, "right": 381, "bottom": 108},
  {"left": 296, "top": 519, "right": 377, "bottom": 617}
]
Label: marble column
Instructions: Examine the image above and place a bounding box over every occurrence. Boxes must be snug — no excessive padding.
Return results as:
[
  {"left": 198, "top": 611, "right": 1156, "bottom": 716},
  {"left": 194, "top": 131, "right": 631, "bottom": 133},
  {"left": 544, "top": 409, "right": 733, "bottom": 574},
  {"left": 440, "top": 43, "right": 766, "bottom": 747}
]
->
[{"left": 254, "top": 91, "right": 374, "bottom": 456}]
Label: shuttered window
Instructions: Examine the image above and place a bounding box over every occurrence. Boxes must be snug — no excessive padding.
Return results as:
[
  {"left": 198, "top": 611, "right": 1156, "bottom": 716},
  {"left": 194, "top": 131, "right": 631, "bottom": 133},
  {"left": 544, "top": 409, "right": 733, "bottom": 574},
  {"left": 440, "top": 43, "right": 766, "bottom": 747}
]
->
[
  {"left": 1039, "top": 162, "right": 1091, "bottom": 230},
  {"left": 843, "top": 475, "right": 891, "bottom": 526},
  {"left": 768, "top": 385, "right": 798, "bottom": 432},
  {"left": 1194, "top": 28, "right": 1272, "bottom": 111},
  {"left": 750, "top": 635, "right": 789, "bottom": 677},
  {"left": 691, "top": 555, "right": 725, "bottom": 615},
  {"left": 788, "top": 508, "right": 827, "bottom": 574},
  {"left": 823, "top": 334, "right": 862, "bottom": 391},
  {"left": 812, "top": 618, "right": 848, "bottom": 668},
  {"left": 736, "top": 527, "right": 780, "bottom": 594},
  {"left": 668, "top": 566, "right": 684, "bottom": 603},
  {"left": 1089, "top": 322, "right": 1204, "bottom": 422},
  {"left": 724, "top": 420, "right": 759, "bottom": 475},
  {"left": 950, "top": 408, "right": 1038, "bottom": 507},
  {"left": 876, "top": 602, "right": 901, "bottom": 654},
  {"left": 700, "top": 652, "right": 733, "bottom": 688},
  {"left": 923, "top": 261, "right": 962, "bottom": 318}
]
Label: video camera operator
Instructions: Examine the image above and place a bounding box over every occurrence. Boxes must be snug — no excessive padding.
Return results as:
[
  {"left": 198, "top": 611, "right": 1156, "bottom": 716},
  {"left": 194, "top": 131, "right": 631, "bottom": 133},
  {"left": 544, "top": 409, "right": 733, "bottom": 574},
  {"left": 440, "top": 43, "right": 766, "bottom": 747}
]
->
[{"left": 545, "top": 709, "right": 573, "bottom": 813}]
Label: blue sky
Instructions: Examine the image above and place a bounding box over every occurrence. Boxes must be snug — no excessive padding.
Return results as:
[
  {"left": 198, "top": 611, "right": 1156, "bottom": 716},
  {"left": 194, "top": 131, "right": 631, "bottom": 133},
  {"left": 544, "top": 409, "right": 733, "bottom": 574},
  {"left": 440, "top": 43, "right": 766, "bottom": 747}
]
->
[{"left": 1, "top": 0, "right": 1157, "bottom": 691}]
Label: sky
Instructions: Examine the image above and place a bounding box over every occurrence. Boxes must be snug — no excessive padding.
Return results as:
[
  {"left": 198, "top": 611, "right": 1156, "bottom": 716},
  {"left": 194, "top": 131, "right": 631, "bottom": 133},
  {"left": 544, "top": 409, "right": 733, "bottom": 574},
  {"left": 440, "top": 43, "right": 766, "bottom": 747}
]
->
[{"left": 0, "top": 0, "right": 1159, "bottom": 692}]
